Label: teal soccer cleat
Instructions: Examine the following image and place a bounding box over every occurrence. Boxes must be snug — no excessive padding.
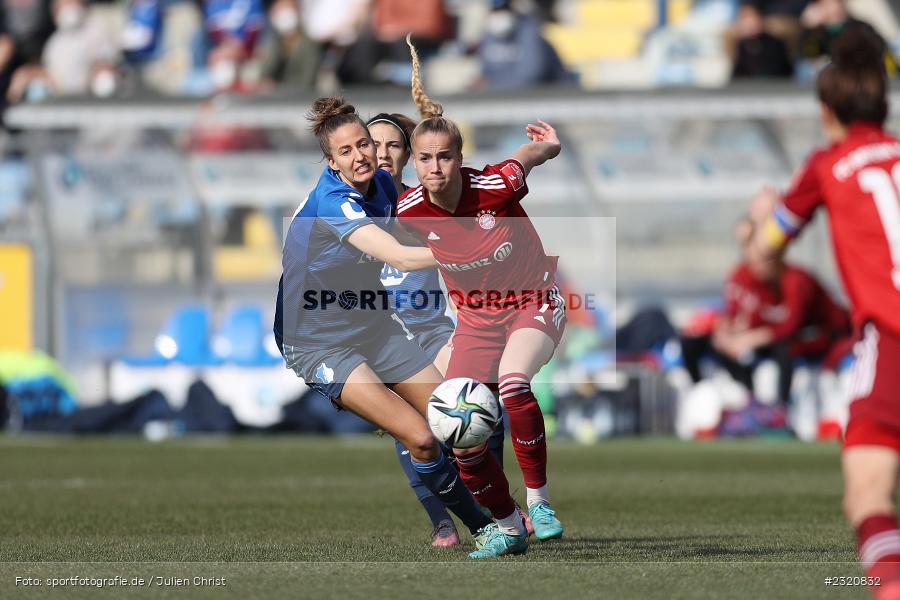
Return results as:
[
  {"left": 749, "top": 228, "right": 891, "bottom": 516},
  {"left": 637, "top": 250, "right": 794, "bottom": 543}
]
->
[
  {"left": 472, "top": 522, "right": 496, "bottom": 551},
  {"left": 469, "top": 523, "right": 529, "bottom": 559},
  {"left": 528, "top": 502, "right": 564, "bottom": 540}
]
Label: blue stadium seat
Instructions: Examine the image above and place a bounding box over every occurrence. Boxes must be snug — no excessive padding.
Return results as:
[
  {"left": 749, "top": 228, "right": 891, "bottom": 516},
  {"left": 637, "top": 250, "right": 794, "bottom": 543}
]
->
[
  {"left": 124, "top": 304, "right": 221, "bottom": 367},
  {"left": 213, "top": 304, "right": 282, "bottom": 367}
]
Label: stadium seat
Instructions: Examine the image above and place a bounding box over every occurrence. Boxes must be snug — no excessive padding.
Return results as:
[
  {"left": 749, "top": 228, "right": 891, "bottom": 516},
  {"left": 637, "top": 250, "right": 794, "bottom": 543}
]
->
[
  {"left": 545, "top": 0, "right": 693, "bottom": 66},
  {"left": 213, "top": 211, "right": 281, "bottom": 281},
  {"left": 213, "top": 304, "right": 282, "bottom": 366},
  {"left": 123, "top": 304, "right": 221, "bottom": 367}
]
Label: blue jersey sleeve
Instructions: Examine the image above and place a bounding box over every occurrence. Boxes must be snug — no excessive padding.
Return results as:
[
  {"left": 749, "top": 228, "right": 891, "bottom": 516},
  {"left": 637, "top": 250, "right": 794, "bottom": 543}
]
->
[{"left": 318, "top": 193, "right": 375, "bottom": 242}]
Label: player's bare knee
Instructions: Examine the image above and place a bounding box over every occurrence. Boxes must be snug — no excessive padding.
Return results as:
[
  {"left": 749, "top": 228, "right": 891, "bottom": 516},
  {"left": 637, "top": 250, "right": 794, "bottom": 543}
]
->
[
  {"left": 406, "top": 429, "right": 438, "bottom": 461},
  {"left": 842, "top": 491, "right": 861, "bottom": 523},
  {"left": 843, "top": 487, "right": 893, "bottom": 525}
]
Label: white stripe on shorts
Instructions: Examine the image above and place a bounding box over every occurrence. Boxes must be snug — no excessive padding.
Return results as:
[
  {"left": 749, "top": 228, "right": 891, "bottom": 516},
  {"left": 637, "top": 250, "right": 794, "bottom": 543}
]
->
[{"left": 849, "top": 324, "right": 879, "bottom": 401}]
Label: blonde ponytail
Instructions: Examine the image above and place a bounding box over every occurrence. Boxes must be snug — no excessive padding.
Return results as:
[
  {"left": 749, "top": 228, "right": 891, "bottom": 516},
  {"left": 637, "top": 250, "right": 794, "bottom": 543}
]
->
[
  {"left": 406, "top": 34, "right": 464, "bottom": 154},
  {"left": 407, "top": 34, "right": 444, "bottom": 120}
]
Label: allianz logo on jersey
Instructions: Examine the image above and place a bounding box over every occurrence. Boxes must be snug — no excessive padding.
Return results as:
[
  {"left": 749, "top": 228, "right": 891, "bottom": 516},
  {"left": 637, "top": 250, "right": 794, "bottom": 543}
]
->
[{"left": 438, "top": 243, "right": 513, "bottom": 272}]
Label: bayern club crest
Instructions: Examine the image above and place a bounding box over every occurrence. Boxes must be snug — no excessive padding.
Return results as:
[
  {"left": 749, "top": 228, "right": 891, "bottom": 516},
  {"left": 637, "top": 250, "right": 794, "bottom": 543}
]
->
[{"left": 476, "top": 209, "right": 497, "bottom": 230}]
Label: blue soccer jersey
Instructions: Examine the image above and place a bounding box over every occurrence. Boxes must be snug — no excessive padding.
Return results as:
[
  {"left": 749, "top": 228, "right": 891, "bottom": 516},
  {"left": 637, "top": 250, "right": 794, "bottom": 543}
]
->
[
  {"left": 379, "top": 265, "right": 448, "bottom": 329},
  {"left": 275, "top": 167, "right": 397, "bottom": 354}
]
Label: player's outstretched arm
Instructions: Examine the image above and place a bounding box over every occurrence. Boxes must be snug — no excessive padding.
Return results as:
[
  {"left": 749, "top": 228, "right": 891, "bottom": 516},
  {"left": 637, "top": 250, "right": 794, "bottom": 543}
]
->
[
  {"left": 347, "top": 223, "right": 438, "bottom": 271},
  {"left": 510, "top": 119, "right": 561, "bottom": 176},
  {"left": 750, "top": 186, "right": 791, "bottom": 260}
]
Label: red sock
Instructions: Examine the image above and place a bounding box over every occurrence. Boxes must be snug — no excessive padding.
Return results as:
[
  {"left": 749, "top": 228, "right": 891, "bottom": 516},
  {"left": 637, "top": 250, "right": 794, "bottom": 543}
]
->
[
  {"left": 455, "top": 445, "right": 516, "bottom": 519},
  {"left": 858, "top": 514, "right": 900, "bottom": 600},
  {"left": 499, "top": 372, "right": 547, "bottom": 489}
]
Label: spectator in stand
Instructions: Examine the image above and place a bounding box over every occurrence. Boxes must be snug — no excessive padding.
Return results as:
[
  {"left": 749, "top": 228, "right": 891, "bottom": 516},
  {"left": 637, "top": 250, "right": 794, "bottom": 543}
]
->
[
  {"left": 43, "top": 0, "right": 117, "bottom": 95},
  {"left": 300, "top": 0, "right": 368, "bottom": 89},
  {"left": 729, "top": 0, "right": 809, "bottom": 78},
  {"left": 7, "top": 0, "right": 119, "bottom": 102},
  {"left": 338, "top": 0, "right": 453, "bottom": 85},
  {"left": 798, "top": 1, "right": 894, "bottom": 75},
  {"left": 203, "top": 0, "right": 265, "bottom": 92},
  {"left": 0, "top": 0, "right": 54, "bottom": 104},
  {"left": 120, "top": 0, "right": 162, "bottom": 62},
  {"left": 681, "top": 213, "right": 852, "bottom": 405},
  {"left": 475, "top": 0, "right": 573, "bottom": 89},
  {"left": 121, "top": 0, "right": 209, "bottom": 96},
  {"left": 0, "top": 24, "right": 14, "bottom": 106},
  {"left": 257, "top": 0, "right": 319, "bottom": 90}
]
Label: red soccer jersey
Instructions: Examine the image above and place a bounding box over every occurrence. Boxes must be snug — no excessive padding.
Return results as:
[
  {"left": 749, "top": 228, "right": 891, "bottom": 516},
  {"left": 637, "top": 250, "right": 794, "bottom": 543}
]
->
[
  {"left": 775, "top": 123, "right": 900, "bottom": 338},
  {"left": 723, "top": 261, "right": 850, "bottom": 356},
  {"left": 397, "top": 159, "right": 558, "bottom": 326}
]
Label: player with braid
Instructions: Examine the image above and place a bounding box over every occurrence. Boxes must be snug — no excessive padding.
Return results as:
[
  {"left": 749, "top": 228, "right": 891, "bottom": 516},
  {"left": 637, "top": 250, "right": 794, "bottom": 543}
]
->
[
  {"left": 395, "top": 36, "right": 567, "bottom": 558},
  {"left": 275, "top": 96, "right": 500, "bottom": 556},
  {"left": 367, "top": 112, "right": 514, "bottom": 548}
]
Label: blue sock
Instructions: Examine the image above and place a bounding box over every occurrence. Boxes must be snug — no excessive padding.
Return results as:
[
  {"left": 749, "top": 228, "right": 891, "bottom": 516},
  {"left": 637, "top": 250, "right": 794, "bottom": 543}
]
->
[
  {"left": 411, "top": 452, "right": 492, "bottom": 535},
  {"left": 394, "top": 440, "right": 452, "bottom": 528},
  {"left": 487, "top": 422, "right": 505, "bottom": 468}
]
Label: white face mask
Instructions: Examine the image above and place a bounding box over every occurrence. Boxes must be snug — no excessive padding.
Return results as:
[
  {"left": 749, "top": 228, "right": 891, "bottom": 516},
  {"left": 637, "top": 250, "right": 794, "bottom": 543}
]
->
[
  {"left": 485, "top": 10, "right": 515, "bottom": 37},
  {"left": 272, "top": 9, "right": 300, "bottom": 34},
  {"left": 91, "top": 70, "right": 116, "bottom": 98},
  {"left": 56, "top": 4, "right": 86, "bottom": 30},
  {"left": 211, "top": 60, "right": 238, "bottom": 90}
]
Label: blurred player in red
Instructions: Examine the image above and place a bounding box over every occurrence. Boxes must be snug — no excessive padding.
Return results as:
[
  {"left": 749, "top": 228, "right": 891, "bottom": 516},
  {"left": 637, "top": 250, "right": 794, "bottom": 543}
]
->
[
  {"left": 683, "top": 216, "right": 852, "bottom": 405},
  {"left": 754, "top": 25, "right": 900, "bottom": 600},
  {"left": 396, "top": 37, "right": 566, "bottom": 558}
]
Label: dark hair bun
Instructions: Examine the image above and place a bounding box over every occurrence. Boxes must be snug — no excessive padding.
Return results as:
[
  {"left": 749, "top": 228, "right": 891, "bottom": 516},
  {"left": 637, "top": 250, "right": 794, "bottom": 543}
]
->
[
  {"left": 830, "top": 23, "right": 885, "bottom": 73},
  {"left": 307, "top": 97, "right": 357, "bottom": 137}
]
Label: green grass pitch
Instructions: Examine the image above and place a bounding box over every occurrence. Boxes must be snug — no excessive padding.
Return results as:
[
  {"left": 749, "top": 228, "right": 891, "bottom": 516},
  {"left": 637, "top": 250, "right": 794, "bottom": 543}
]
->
[{"left": 0, "top": 435, "right": 877, "bottom": 599}]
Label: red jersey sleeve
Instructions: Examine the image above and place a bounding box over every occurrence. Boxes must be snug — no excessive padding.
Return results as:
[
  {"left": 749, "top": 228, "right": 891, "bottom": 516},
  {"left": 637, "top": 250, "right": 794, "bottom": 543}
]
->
[
  {"left": 775, "top": 150, "right": 827, "bottom": 239},
  {"left": 478, "top": 159, "right": 529, "bottom": 204}
]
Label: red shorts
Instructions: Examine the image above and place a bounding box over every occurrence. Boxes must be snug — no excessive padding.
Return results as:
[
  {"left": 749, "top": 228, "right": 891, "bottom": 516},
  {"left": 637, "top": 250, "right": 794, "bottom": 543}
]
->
[
  {"left": 446, "top": 286, "right": 567, "bottom": 385},
  {"left": 843, "top": 417, "right": 900, "bottom": 452},
  {"left": 843, "top": 323, "right": 900, "bottom": 450}
]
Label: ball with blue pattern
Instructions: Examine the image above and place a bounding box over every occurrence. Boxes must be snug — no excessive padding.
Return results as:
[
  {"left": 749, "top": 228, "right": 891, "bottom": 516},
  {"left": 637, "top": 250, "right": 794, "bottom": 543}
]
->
[{"left": 426, "top": 378, "right": 502, "bottom": 449}]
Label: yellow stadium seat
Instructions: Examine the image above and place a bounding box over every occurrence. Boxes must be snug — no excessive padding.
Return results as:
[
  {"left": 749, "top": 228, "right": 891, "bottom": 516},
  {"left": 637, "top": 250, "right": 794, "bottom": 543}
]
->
[
  {"left": 579, "top": 0, "right": 657, "bottom": 29},
  {"left": 213, "top": 211, "right": 281, "bottom": 281},
  {"left": 669, "top": 0, "right": 691, "bottom": 23},
  {"left": 577, "top": 0, "right": 691, "bottom": 28},
  {"left": 546, "top": 0, "right": 693, "bottom": 65},
  {"left": 243, "top": 212, "right": 277, "bottom": 248},
  {"left": 544, "top": 24, "right": 643, "bottom": 62}
]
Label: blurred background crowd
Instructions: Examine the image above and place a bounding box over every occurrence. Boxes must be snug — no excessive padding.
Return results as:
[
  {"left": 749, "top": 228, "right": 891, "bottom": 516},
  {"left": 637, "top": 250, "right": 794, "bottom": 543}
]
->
[
  {"left": 1, "top": 0, "right": 898, "bottom": 442},
  {"left": 0, "top": 0, "right": 898, "bottom": 115}
]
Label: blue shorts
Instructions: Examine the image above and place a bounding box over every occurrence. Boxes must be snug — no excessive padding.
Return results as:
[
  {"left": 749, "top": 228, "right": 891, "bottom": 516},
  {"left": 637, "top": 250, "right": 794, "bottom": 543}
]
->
[
  {"left": 283, "top": 314, "right": 433, "bottom": 405},
  {"left": 409, "top": 317, "right": 455, "bottom": 362}
]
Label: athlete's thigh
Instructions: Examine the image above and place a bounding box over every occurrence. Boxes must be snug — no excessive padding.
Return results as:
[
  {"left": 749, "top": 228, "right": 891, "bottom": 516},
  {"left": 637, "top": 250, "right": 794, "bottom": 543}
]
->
[
  {"left": 498, "top": 327, "right": 558, "bottom": 380},
  {"left": 445, "top": 322, "right": 505, "bottom": 384},
  {"left": 340, "top": 362, "right": 432, "bottom": 449},
  {"left": 497, "top": 286, "right": 566, "bottom": 378},
  {"left": 432, "top": 343, "right": 452, "bottom": 376},
  {"left": 390, "top": 364, "right": 444, "bottom": 417}
]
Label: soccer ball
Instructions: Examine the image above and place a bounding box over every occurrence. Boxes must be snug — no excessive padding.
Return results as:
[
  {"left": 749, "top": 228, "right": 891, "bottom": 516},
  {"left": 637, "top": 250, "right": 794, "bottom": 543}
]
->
[{"left": 427, "top": 378, "right": 502, "bottom": 449}]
